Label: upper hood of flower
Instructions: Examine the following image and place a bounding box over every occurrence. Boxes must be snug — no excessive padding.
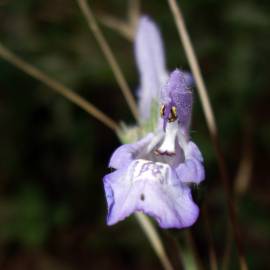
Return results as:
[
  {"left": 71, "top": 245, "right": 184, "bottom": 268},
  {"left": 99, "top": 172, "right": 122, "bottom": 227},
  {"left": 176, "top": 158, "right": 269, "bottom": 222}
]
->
[
  {"left": 134, "top": 16, "right": 194, "bottom": 133},
  {"left": 160, "top": 69, "right": 193, "bottom": 135},
  {"left": 135, "top": 16, "right": 168, "bottom": 121}
]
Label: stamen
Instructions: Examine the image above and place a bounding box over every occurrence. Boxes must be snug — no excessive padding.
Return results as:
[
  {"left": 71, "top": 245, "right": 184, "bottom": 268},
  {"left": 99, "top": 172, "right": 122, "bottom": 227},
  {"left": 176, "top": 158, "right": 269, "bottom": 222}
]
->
[
  {"left": 161, "top": 104, "right": 178, "bottom": 131},
  {"left": 168, "top": 106, "right": 177, "bottom": 122},
  {"left": 160, "top": 104, "right": 165, "bottom": 117}
]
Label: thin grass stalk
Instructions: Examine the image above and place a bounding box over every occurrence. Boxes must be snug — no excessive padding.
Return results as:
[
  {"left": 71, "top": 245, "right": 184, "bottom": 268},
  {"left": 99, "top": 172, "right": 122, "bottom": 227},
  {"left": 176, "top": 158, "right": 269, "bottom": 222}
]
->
[
  {"left": 167, "top": 0, "right": 217, "bottom": 136},
  {"left": 202, "top": 205, "right": 218, "bottom": 270},
  {"left": 99, "top": 0, "right": 140, "bottom": 42},
  {"left": 98, "top": 15, "right": 134, "bottom": 41},
  {"left": 185, "top": 230, "right": 205, "bottom": 270},
  {"left": 223, "top": 130, "right": 252, "bottom": 270},
  {"left": 162, "top": 231, "right": 185, "bottom": 270},
  {"left": 76, "top": 2, "right": 177, "bottom": 269},
  {"left": 128, "top": 0, "right": 140, "bottom": 27},
  {"left": 0, "top": 42, "right": 118, "bottom": 131},
  {"left": 166, "top": 1, "right": 248, "bottom": 269},
  {"left": 76, "top": 0, "right": 139, "bottom": 122},
  {"left": 136, "top": 213, "right": 174, "bottom": 270},
  {"left": 222, "top": 223, "right": 232, "bottom": 270},
  {"left": 0, "top": 41, "right": 174, "bottom": 270}
]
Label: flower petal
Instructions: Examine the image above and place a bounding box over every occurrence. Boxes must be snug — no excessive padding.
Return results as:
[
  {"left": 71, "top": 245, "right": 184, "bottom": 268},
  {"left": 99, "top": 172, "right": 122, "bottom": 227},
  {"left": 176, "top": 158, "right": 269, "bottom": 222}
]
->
[
  {"left": 104, "top": 159, "right": 199, "bottom": 228},
  {"left": 176, "top": 141, "right": 205, "bottom": 184},
  {"left": 138, "top": 180, "right": 199, "bottom": 229},
  {"left": 109, "top": 133, "right": 154, "bottom": 169},
  {"left": 135, "top": 16, "right": 168, "bottom": 120},
  {"left": 104, "top": 166, "right": 143, "bottom": 225}
]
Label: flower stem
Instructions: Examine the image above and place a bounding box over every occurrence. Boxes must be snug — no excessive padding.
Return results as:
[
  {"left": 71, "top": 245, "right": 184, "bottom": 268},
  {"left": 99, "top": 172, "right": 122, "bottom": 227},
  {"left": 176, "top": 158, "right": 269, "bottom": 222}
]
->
[
  {"left": 135, "top": 213, "right": 174, "bottom": 270},
  {"left": 76, "top": 0, "right": 139, "bottom": 122},
  {"left": 0, "top": 42, "right": 119, "bottom": 132},
  {"left": 76, "top": 2, "right": 175, "bottom": 269},
  {"left": 185, "top": 230, "right": 205, "bottom": 270},
  {"left": 222, "top": 222, "right": 233, "bottom": 270},
  {"left": 98, "top": 0, "right": 140, "bottom": 41},
  {"left": 128, "top": 0, "right": 140, "bottom": 29},
  {"left": 202, "top": 205, "right": 218, "bottom": 270},
  {"left": 166, "top": 1, "right": 248, "bottom": 269}
]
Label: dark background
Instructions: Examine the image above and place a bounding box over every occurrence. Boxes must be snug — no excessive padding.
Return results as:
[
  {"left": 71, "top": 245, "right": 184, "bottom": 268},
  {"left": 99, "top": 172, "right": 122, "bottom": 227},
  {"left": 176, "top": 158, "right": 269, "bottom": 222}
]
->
[{"left": 0, "top": 0, "right": 269, "bottom": 269}]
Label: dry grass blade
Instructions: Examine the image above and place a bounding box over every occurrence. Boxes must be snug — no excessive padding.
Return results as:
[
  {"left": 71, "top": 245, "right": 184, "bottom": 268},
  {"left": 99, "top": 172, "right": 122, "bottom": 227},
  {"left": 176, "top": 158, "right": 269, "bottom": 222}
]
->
[
  {"left": 202, "top": 205, "right": 218, "bottom": 270},
  {"left": 76, "top": 2, "right": 175, "bottom": 269},
  {"left": 0, "top": 42, "right": 119, "bottom": 132},
  {"left": 128, "top": 0, "right": 140, "bottom": 27},
  {"left": 98, "top": 0, "right": 140, "bottom": 41},
  {"left": 185, "top": 230, "right": 205, "bottom": 270},
  {"left": 223, "top": 128, "right": 253, "bottom": 269},
  {"left": 222, "top": 223, "right": 232, "bottom": 270},
  {"left": 98, "top": 14, "right": 134, "bottom": 41},
  {"left": 135, "top": 213, "right": 174, "bottom": 270},
  {"left": 166, "top": 0, "right": 248, "bottom": 269},
  {"left": 234, "top": 129, "right": 253, "bottom": 195},
  {"left": 76, "top": 0, "right": 139, "bottom": 122},
  {"left": 167, "top": 0, "right": 217, "bottom": 136}
]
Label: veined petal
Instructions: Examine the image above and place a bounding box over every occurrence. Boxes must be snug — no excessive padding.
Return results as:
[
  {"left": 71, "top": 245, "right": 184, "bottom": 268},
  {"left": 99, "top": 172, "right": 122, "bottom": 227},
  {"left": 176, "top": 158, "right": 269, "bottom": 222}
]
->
[
  {"left": 104, "top": 167, "right": 141, "bottom": 225},
  {"left": 135, "top": 16, "right": 168, "bottom": 120},
  {"left": 104, "top": 159, "right": 199, "bottom": 228},
  {"left": 176, "top": 141, "right": 205, "bottom": 184},
  {"left": 104, "top": 16, "right": 205, "bottom": 230},
  {"left": 139, "top": 180, "right": 199, "bottom": 228}
]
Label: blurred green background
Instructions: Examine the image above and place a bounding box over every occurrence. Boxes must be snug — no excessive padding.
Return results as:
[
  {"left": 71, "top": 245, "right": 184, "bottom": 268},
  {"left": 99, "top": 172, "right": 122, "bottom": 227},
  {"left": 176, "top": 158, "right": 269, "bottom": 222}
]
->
[{"left": 0, "top": 0, "right": 269, "bottom": 269}]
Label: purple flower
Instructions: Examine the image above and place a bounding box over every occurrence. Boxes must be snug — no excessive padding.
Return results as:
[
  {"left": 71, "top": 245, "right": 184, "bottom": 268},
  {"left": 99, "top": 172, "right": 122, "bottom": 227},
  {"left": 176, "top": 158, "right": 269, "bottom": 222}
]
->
[
  {"left": 103, "top": 17, "right": 205, "bottom": 229},
  {"left": 104, "top": 71, "right": 205, "bottom": 229},
  {"left": 135, "top": 16, "right": 194, "bottom": 121},
  {"left": 135, "top": 16, "right": 168, "bottom": 121}
]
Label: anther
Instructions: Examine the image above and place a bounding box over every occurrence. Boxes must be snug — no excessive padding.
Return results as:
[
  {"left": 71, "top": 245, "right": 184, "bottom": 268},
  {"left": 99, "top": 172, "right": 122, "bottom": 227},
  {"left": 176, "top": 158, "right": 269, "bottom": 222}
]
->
[
  {"left": 160, "top": 104, "right": 165, "bottom": 117},
  {"left": 168, "top": 106, "right": 177, "bottom": 122}
]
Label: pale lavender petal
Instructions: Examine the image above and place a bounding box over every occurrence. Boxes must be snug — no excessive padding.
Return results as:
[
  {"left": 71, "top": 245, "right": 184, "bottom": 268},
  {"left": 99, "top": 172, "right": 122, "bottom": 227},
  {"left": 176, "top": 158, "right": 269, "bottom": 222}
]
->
[
  {"left": 135, "top": 16, "right": 168, "bottom": 120},
  {"left": 176, "top": 160, "right": 205, "bottom": 184},
  {"left": 176, "top": 141, "right": 205, "bottom": 184},
  {"left": 138, "top": 180, "right": 199, "bottom": 228},
  {"left": 134, "top": 164, "right": 199, "bottom": 228},
  {"left": 104, "top": 167, "right": 142, "bottom": 225},
  {"left": 109, "top": 133, "right": 154, "bottom": 169},
  {"left": 104, "top": 159, "right": 199, "bottom": 228},
  {"left": 186, "top": 141, "right": 204, "bottom": 162}
]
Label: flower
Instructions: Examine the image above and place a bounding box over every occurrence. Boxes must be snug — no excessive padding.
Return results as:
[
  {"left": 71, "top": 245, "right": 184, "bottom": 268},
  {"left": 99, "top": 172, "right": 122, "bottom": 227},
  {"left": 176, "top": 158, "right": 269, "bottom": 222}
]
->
[
  {"left": 135, "top": 16, "right": 168, "bottom": 121},
  {"left": 103, "top": 16, "right": 205, "bottom": 229},
  {"left": 135, "top": 16, "right": 194, "bottom": 122}
]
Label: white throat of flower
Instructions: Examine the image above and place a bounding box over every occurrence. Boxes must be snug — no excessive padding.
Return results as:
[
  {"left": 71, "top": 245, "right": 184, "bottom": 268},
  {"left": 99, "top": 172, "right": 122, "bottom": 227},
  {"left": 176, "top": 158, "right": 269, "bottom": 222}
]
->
[
  {"left": 138, "top": 120, "right": 188, "bottom": 169},
  {"left": 130, "top": 120, "right": 187, "bottom": 188},
  {"left": 156, "top": 121, "right": 179, "bottom": 155}
]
